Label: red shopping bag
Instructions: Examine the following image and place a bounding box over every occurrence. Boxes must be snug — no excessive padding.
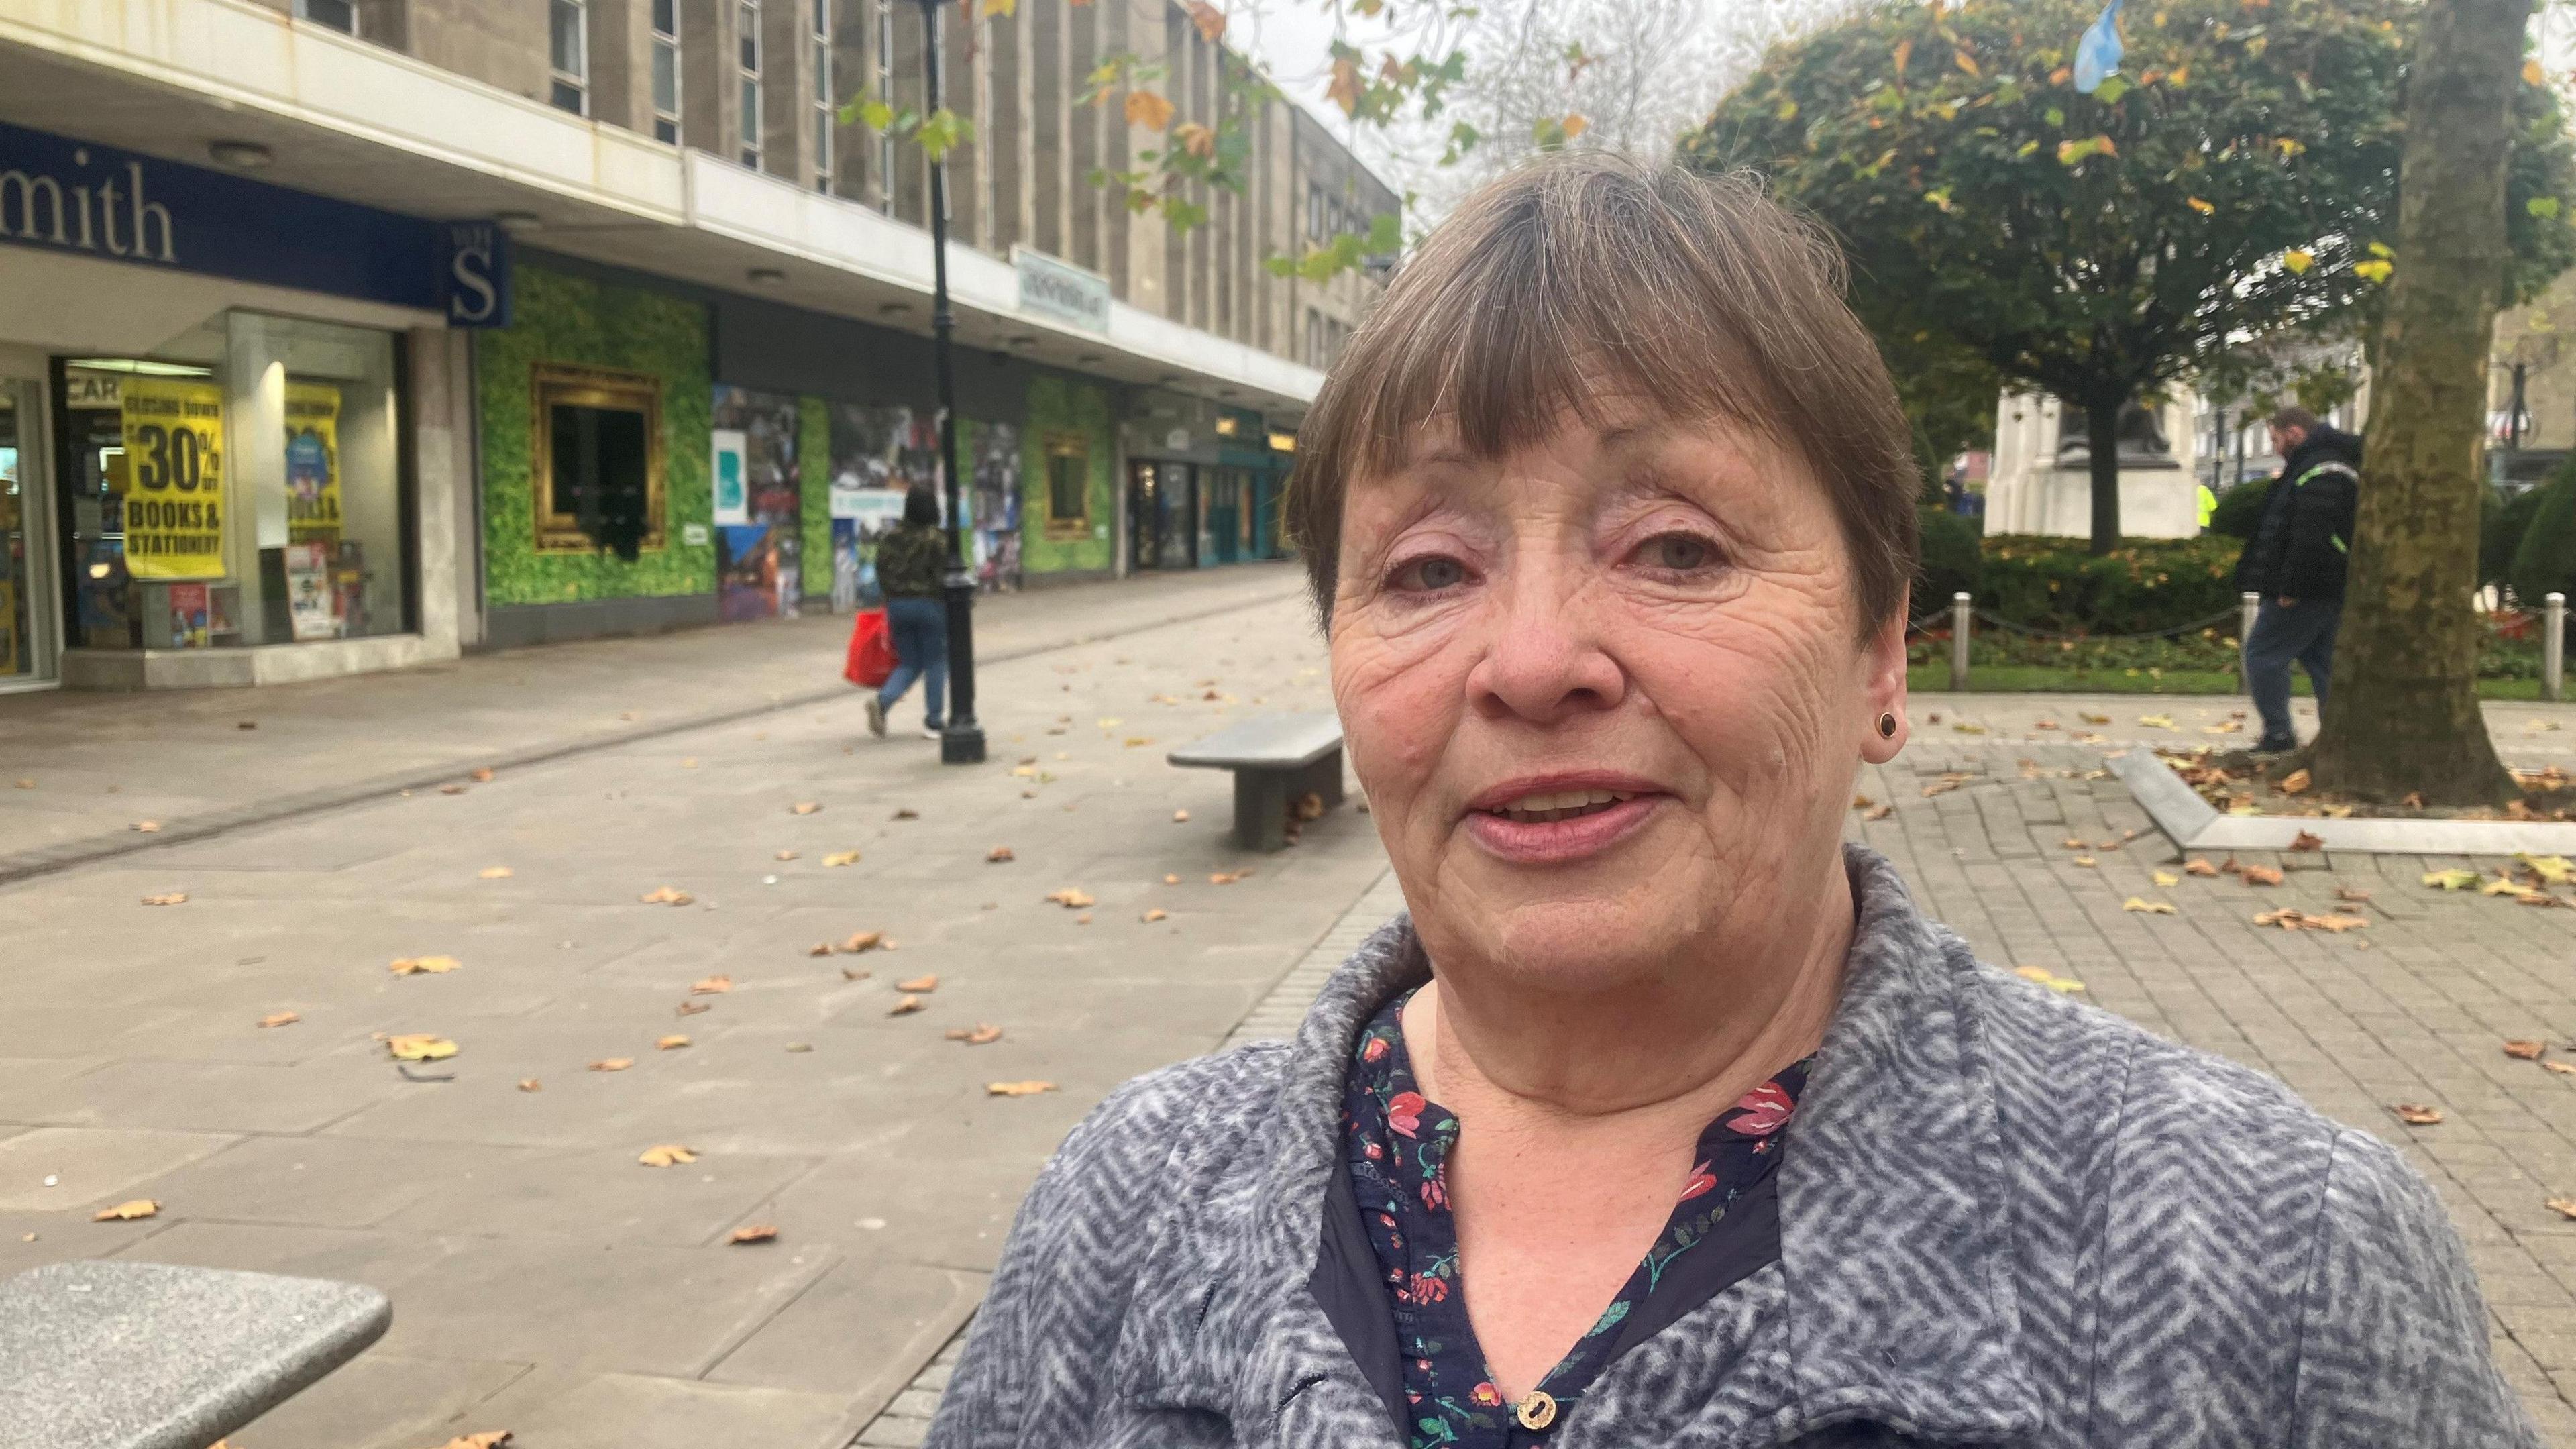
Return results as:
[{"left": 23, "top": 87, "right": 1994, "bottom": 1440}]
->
[{"left": 843, "top": 607, "right": 895, "bottom": 688}]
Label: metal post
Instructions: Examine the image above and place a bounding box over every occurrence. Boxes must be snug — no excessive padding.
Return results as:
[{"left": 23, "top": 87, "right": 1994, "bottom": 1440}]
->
[
  {"left": 2240, "top": 590, "right": 2261, "bottom": 686},
  {"left": 919, "top": 0, "right": 984, "bottom": 765},
  {"left": 2546, "top": 592, "right": 2567, "bottom": 703},
  {"left": 1950, "top": 592, "right": 1972, "bottom": 692}
]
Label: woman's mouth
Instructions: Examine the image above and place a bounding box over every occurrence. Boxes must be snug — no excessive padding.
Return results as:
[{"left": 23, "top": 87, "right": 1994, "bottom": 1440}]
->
[{"left": 1485, "top": 788, "right": 1638, "bottom": 824}]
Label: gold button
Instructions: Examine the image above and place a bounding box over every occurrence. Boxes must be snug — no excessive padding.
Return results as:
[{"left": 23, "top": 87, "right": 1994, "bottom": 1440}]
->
[{"left": 1515, "top": 1391, "right": 1558, "bottom": 1431}]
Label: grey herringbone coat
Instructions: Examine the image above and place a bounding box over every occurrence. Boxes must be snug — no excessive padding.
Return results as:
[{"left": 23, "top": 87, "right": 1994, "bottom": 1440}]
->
[{"left": 928, "top": 847, "right": 2534, "bottom": 1448}]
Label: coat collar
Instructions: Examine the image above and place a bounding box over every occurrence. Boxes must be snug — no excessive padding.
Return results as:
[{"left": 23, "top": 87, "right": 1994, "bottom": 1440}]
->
[{"left": 1114, "top": 845, "right": 2042, "bottom": 1447}]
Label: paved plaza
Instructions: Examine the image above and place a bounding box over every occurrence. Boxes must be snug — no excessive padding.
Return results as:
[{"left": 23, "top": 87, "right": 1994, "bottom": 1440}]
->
[{"left": 5, "top": 576, "right": 2576, "bottom": 1446}]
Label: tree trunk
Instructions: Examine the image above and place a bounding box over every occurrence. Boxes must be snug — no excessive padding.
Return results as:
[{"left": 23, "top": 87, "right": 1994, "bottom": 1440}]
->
[
  {"left": 2086, "top": 397, "right": 2123, "bottom": 556},
  {"left": 2303, "top": 0, "right": 2522, "bottom": 805}
]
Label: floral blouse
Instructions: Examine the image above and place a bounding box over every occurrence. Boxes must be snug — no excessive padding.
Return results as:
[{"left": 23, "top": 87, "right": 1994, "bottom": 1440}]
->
[{"left": 1341, "top": 989, "right": 1810, "bottom": 1448}]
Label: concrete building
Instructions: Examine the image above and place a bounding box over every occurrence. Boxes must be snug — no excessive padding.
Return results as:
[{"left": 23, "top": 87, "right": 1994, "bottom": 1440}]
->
[{"left": 0, "top": 0, "right": 1395, "bottom": 690}]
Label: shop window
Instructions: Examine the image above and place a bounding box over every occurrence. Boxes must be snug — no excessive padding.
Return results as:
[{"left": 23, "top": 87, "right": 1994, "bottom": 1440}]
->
[
  {"left": 56, "top": 313, "right": 410, "bottom": 651},
  {"left": 531, "top": 363, "right": 664, "bottom": 560},
  {"left": 1044, "top": 433, "right": 1090, "bottom": 539}
]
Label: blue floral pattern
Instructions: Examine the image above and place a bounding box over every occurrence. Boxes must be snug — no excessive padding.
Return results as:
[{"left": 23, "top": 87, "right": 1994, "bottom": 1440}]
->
[{"left": 1341, "top": 989, "right": 1809, "bottom": 1447}]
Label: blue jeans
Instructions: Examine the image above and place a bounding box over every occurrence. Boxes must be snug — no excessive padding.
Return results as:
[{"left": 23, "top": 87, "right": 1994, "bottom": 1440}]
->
[
  {"left": 2245, "top": 598, "right": 2340, "bottom": 748},
  {"left": 878, "top": 596, "right": 947, "bottom": 729}
]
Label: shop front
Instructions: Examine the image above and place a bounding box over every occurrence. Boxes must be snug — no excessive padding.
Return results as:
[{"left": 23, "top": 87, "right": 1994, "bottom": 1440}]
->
[
  {"left": 0, "top": 121, "right": 503, "bottom": 689},
  {"left": 1121, "top": 393, "right": 1292, "bottom": 572}
]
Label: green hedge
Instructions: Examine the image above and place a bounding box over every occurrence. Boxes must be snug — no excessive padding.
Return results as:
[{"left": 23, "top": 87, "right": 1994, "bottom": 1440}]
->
[
  {"left": 2508, "top": 466, "right": 2576, "bottom": 606},
  {"left": 1916, "top": 506, "right": 1983, "bottom": 614},
  {"left": 2210, "top": 479, "right": 2272, "bottom": 540},
  {"left": 2483, "top": 483, "right": 2546, "bottom": 590},
  {"left": 1976, "top": 533, "right": 2244, "bottom": 636}
]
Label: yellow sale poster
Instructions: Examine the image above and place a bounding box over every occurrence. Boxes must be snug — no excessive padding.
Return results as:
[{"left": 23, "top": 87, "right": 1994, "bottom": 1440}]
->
[
  {"left": 118, "top": 378, "right": 227, "bottom": 580},
  {"left": 284, "top": 382, "right": 342, "bottom": 547}
]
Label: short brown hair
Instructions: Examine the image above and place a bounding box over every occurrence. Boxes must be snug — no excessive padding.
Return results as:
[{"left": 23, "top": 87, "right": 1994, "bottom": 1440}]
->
[
  {"left": 1283, "top": 153, "right": 1919, "bottom": 636},
  {"left": 2269, "top": 406, "right": 2322, "bottom": 435}
]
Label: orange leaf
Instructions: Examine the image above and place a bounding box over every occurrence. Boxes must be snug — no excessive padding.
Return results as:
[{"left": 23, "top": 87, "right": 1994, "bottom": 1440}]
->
[
  {"left": 896, "top": 974, "right": 939, "bottom": 993},
  {"left": 1326, "top": 56, "right": 1362, "bottom": 115},
  {"left": 730, "top": 1224, "right": 780, "bottom": 1244},
  {"left": 92, "top": 1199, "right": 159, "bottom": 1222},
  {"left": 889, "top": 994, "right": 926, "bottom": 1016},
  {"left": 657, "top": 1034, "right": 691, "bottom": 1051},
  {"left": 1124, "top": 89, "right": 1175, "bottom": 131},
  {"left": 987, "top": 1080, "right": 1059, "bottom": 1097},
  {"left": 2241, "top": 865, "right": 2284, "bottom": 887},
  {"left": 589, "top": 1057, "right": 635, "bottom": 1071},
  {"left": 1184, "top": 0, "right": 1225, "bottom": 43},
  {"left": 257, "top": 1011, "right": 301, "bottom": 1028},
  {"left": 987, "top": 845, "right": 1016, "bottom": 863},
  {"left": 2506, "top": 1039, "right": 2548, "bottom": 1059},
  {"left": 637, "top": 1144, "right": 698, "bottom": 1167},
  {"left": 1560, "top": 114, "right": 1589, "bottom": 140},
  {"left": 2392, "top": 1104, "right": 2443, "bottom": 1125},
  {"left": 1174, "top": 122, "right": 1216, "bottom": 160}
]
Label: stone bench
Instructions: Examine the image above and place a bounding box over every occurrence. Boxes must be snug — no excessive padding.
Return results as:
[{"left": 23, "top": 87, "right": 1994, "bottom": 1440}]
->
[
  {"left": 0, "top": 1259, "right": 390, "bottom": 1449},
  {"left": 1168, "top": 710, "right": 1347, "bottom": 851}
]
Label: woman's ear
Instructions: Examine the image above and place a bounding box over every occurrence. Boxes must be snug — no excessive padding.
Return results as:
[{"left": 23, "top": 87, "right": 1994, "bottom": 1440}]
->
[{"left": 1861, "top": 595, "right": 1910, "bottom": 765}]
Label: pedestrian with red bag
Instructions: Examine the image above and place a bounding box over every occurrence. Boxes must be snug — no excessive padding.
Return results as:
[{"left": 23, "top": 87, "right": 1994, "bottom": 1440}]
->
[{"left": 864, "top": 484, "right": 951, "bottom": 741}]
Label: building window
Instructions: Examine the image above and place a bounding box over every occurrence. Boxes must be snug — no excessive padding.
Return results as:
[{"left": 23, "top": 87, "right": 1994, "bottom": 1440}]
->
[
  {"left": 1306, "top": 182, "right": 1324, "bottom": 242},
  {"left": 875, "top": 0, "right": 896, "bottom": 212},
  {"left": 651, "top": 0, "right": 682, "bottom": 144},
  {"left": 738, "top": 0, "right": 763, "bottom": 169},
  {"left": 813, "top": 0, "right": 835, "bottom": 191},
  {"left": 1045, "top": 434, "right": 1091, "bottom": 538},
  {"left": 297, "top": 0, "right": 358, "bottom": 35},
  {"left": 549, "top": 0, "right": 589, "bottom": 116},
  {"left": 531, "top": 363, "right": 665, "bottom": 559}
]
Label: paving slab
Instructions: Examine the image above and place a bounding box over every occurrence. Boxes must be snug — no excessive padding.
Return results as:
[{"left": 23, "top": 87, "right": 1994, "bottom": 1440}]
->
[{"left": 0, "top": 1124, "right": 237, "bottom": 1211}]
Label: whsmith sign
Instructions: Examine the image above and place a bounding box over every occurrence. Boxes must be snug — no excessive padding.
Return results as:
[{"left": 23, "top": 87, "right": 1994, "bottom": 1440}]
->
[{"left": 0, "top": 121, "right": 511, "bottom": 327}]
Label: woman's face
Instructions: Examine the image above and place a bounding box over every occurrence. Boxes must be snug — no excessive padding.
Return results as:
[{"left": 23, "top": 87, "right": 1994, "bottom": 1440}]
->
[{"left": 1329, "top": 404, "right": 1909, "bottom": 992}]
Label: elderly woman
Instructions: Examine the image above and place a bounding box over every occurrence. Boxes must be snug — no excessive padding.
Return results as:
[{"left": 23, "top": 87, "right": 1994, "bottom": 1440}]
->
[{"left": 927, "top": 156, "right": 2528, "bottom": 1448}]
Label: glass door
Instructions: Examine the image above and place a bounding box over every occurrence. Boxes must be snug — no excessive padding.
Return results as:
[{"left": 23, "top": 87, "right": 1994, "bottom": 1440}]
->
[{"left": 0, "top": 380, "right": 60, "bottom": 688}]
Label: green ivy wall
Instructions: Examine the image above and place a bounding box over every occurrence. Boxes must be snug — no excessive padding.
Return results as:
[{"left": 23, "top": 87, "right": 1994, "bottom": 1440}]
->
[
  {"left": 798, "top": 396, "right": 832, "bottom": 593},
  {"left": 479, "top": 265, "right": 714, "bottom": 606},
  {"left": 1019, "top": 375, "right": 1117, "bottom": 575}
]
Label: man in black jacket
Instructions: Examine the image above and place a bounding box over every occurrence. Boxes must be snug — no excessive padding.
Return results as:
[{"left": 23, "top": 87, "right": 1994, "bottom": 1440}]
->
[{"left": 2232, "top": 407, "right": 2361, "bottom": 753}]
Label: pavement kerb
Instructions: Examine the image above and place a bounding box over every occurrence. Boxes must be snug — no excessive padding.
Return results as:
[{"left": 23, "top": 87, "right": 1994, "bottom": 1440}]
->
[{"left": 0, "top": 582, "right": 1306, "bottom": 890}]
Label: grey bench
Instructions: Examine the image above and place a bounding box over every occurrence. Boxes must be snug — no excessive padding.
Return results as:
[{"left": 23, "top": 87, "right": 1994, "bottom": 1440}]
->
[
  {"left": 0, "top": 1260, "right": 390, "bottom": 1449},
  {"left": 1168, "top": 710, "right": 1347, "bottom": 851}
]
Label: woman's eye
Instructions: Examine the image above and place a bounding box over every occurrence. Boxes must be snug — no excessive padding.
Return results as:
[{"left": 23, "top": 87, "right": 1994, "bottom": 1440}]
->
[
  {"left": 1392, "top": 556, "right": 1468, "bottom": 592},
  {"left": 1643, "top": 534, "right": 1718, "bottom": 571}
]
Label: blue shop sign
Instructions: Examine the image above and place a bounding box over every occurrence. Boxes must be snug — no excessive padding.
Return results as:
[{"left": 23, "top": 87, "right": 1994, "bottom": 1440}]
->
[{"left": 0, "top": 121, "right": 511, "bottom": 328}]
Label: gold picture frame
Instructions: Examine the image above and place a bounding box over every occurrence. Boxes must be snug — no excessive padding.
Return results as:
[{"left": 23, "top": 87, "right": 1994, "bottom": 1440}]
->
[
  {"left": 1042, "top": 431, "right": 1092, "bottom": 541},
  {"left": 530, "top": 361, "right": 666, "bottom": 555}
]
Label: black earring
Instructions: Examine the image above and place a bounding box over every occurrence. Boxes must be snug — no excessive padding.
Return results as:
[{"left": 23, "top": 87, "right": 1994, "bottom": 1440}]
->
[{"left": 1877, "top": 712, "right": 1898, "bottom": 739}]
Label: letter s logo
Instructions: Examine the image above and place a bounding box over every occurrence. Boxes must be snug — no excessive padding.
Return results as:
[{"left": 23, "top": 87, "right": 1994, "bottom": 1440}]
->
[{"left": 450, "top": 241, "right": 496, "bottom": 325}]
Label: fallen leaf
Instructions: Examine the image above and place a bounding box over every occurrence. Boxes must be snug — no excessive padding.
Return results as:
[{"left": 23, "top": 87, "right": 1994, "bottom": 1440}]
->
[
  {"left": 639, "top": 886, "right": 695, "bottom": 906},
  {"left": 2063, "top": 837, "right": 2086, "bottom": 849},
  {"left": 478, "top": 866, "right": 513, "bottom": 879},
  {"left": 2392, "top": 1104, "right": 2444, "bottom": 1126},
  {"left": 823, "top": 850, "right": 862, "bottom": 867},
  {"left": 786, "top": 1042, "right": 814, "bottom": 1052},
  {"left": 2288, "top": 830, "right": 2324, "bottom": 852},
  {"left": 637, "top": 1144, "right": 698, "bottom": 1167},
  {"left": 987, "top": 1080, "right": 1058, "bottom": 1097},
  {"left": 2401, "top": 790, "right": 2426, "bottom": 808},
  {"left": 2010, "top": 965, "right": 2086, "bottom": 993},
  {"left": 657, "top": 1034, "right": 690, "bottom": 1050},
  {"left": 688, "top": 976, "right": 733, "bottom": 997},
  {"left": 1863, "top": 804, "right": 1893, "bottom": 820},
  {"left": 2072, "top": 855, "right": 2098, "bottom": 868},
  {"left": 2425, "top": 869, "right": 2481, "bottom": 890},
  {"left": 11, "top": 778, "right": 29, "bottom": 788},
  {"left": 2276, "top": 769, "right": 2312, "bottom": 796},
  {"left": 2242, "top": 865, "right": 2285, "bottom": 887},
  {"left": 792, "top": 802, "right": 822, "bottom": 815},
  {"left": 2138, "top": 714, "right": 2177, "bottom": 729},
  {"left": 840, "top": 930, "right": 885, "bottom": 954},
  {"left": 889, "top": 995, "right": 926, "bottom": 1016},
  {"left": 440, "top": 784, "right": 468, "bottom": 795},
  {"left": 518, "top": 1078, "right": 541, "bottom": 1091},
  {"left": 775, "top": 849, "right": 801, "bottom": 861},
  {"left": 385, "top": 1034, "right": 458, "bottom": 1061},
  {"left": 2506, "top": 1040, "right": 2548, "bottom": 1060},
  {"left": 1125, "top": 737, "right": 1153, "bottom": 747},
  {"left": 1045, "top": 888, "right": 1097, "bottom": 908},
  {"left": 257, "top": 1011, "right": 301, "bottom": 1028},
  {"left": 2551, "top": 1198, "right": 2576, "bottom": 1220},
  {"left": 729, "top": 1224, "right": 779, "bottom": 1244},
  {"left": 2184, "top": 858, "right": 2218, "bottom": 877},
  {"left": 896, "top": 974, "right": 939, "bottom": 993},
  {"left": 2522, "top": 853, "right": 2576, "bottom": 885},
  {"left": 2152, "top": 871, "right": 2180, "bottom": 887},
  {"left": 132, "top": 820, "right": 160, "bottom": 833},
  {"left": 894, "top": 808, "right": 920, "bottom": 820},
  {"left": 141, "top": 893, "right": 188, "bottom": 906},
  {"left": 2334, "top": 886, "right": 2373, "bottom": 903},
  {"left": 2122, "top": 897, "right": 2178, "bottom": 914},
  {"left": 841, "top": 966, "right": 871, "bottom": 981},
  {"left": 1143, "top": 908, "right": 1169, "bottom": 922},
  {"left": 1173, "top": 809, "right": 1191, "bottom": 823},
  {"left": 987, "top": 846, "right": 1016, "bottom": 863},
  {"left": 92, "top": 1199, "right": 159, "bottom": 1222},
  {"left": 2546, "top": 1061, "right": 2576, "bottom": 1077},
  {"left": 808, "top": 942, "right": 834, "bottom": 957},
  {"left": 471, "top": 767, "right": 496, "bottom": 783},
  {"left": 390, "top": 955, "right": 461, "bottom": 975},
  {"left": 589, "top": 1057, "right": 634, "bottom": 1071}
]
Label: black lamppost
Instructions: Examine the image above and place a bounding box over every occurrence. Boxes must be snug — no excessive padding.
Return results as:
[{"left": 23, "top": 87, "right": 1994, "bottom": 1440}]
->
[{"left": 918, "top": 0, "right": 984, "bottom": 765}]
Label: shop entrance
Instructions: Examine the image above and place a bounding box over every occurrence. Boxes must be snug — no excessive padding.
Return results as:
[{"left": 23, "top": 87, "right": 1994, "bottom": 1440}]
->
[
  {"left": 0, "top": 379, "right": 60, "bottom": 689},
  {"left": 1128, "top": 460, "right": 1199, "bottom": 570}
]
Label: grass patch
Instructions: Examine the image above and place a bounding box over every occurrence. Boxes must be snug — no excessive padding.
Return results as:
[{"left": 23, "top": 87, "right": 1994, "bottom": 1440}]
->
[{"left": 1907, "top": 665, "right": 2539, "bottom": 698}]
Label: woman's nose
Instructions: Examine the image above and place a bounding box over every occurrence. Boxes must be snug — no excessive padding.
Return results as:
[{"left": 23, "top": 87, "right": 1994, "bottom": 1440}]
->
[{"left": 1463, "top": 569, "right": 1626, "bottom": 724}]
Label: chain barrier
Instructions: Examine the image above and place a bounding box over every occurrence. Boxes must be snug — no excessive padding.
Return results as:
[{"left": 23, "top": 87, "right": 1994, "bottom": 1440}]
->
[{"left": 1904, "top": 605, "right": 2240, "bottom": 643}]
